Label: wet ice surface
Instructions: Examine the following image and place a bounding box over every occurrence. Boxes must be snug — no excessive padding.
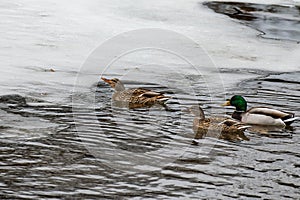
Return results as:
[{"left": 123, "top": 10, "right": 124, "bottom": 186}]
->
[{"left": 1, "top": 0, "right": 300, "bottom": 199}]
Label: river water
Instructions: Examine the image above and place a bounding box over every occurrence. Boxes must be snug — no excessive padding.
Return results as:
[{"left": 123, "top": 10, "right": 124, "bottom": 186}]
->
[{"left": 1, "top": 0, "right": 300, "bottom": 199}]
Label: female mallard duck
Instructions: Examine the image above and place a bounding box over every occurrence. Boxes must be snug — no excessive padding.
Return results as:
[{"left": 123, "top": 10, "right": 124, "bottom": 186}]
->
[
  {"left": 223, "top": 95, "right": 298, "bottom": 127},
  {"left": 101, "top": 77, "right": 171, "bottom": 108},
  {"left": 189, "top": 106, "right": 249, "bottom": 142}
]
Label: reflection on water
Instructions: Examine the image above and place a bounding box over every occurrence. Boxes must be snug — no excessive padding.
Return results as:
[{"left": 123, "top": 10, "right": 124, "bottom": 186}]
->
[
  {"left": 0, "top": 71, "right": 299, "bottom": 198},
  {"left": 203, "top": 1, "right": 300, "bottom": 42},
  {"left": 248, "top": 125, "right": 294, "bottom": 138}
]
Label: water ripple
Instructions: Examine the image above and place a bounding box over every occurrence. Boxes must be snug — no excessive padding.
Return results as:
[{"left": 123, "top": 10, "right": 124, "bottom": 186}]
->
[{"left": 0, "top": 70, "right": 299, "bottom": 199}]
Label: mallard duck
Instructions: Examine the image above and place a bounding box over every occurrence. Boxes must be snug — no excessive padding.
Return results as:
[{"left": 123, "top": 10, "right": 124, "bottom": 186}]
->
[
  {"left": 189, "top": 106, "right": 249, "bottom": 142},
  {"left": 101, "top": 77, "right": 171, "bottom": 108},
  {"left": 223, "top": 95, "right": 298, "bottom": 127}
]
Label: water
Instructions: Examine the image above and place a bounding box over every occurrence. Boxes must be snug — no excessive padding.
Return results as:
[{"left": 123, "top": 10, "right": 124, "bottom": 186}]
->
[
  {"left": 203, "top": 1, "right": 300, "bottom": 42},
  {"left": 1, "top": 71, "right": 299, "bottom": 199},
  {"left": 1, "top": 0, "right": 300, "bottom": 199}
]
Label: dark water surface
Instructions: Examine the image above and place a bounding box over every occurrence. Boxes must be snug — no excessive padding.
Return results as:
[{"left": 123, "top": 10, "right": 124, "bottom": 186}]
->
[
  {"left": 0, "top": 70, "right": 299, "bottom": 199},
  {"left": 203, "top": 1, "right": 300, "bottom": 42}
]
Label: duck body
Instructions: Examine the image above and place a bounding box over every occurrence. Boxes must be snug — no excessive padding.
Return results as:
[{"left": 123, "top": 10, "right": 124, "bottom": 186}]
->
[
  {"left": 193, "top": 117, "right": 249, "bottom": 142},
  {"left": 113, "top": 88, "right": 170, "bottom": 106},
  {"left": 189, "top": 106, "right": 249, "bottom": 142},
  {"left": 224, "top": 95, "right": 298, "bottom": 127},
  {"left": 101, "top": 77, "right": 170, "bottom": 108}
]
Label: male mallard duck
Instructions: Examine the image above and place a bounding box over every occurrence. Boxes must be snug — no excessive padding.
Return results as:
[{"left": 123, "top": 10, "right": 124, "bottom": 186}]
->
[
  {"left": 189, "top": 106, "right": 249, "bottom": 142},
  {"left": 223, "top": 95, "right": 298, "bottom": 127},
  {"left": 101, "top": 77, "right": 171, "bottom": 108}
]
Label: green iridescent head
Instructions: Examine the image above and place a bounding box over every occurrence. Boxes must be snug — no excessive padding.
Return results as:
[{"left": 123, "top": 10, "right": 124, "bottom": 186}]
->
[{"left": 223, "top": 95, "right": 247, "bottom": 111}]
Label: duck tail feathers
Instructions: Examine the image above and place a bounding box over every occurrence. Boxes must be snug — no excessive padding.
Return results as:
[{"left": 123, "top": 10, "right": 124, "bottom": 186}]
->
[
  {"left": 284, "top": 117, "right": 299, "bottom": 125},
  {"left": 157, "top": 96, "right": 172, "bottom": 103},
  {"left": 238, "top": 125, "right": 251, "bottom": 130}
]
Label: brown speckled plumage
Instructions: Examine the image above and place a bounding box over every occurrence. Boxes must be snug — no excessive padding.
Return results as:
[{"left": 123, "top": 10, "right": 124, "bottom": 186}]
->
[
  {"left": 189, "top": 106, "right": 249, "bottom": 142},
  {"left": 102, "top": 77, "right": 171, "bottom": 108}
]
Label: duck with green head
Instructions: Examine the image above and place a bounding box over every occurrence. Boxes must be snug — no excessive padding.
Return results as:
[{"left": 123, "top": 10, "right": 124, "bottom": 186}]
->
[{"left": 223, "top": 95, "right": 298, "bottom": 127}]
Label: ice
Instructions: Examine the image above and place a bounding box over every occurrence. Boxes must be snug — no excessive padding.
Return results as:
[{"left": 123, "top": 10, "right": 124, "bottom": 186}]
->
[{"left": 0, "top": 0, "right": 299, "bottom": 101}]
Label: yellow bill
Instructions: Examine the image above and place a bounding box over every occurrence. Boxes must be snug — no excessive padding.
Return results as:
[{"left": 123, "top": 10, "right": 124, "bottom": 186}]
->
[{"left": 222, "top": 100, "right": 231, "bottom": 106}]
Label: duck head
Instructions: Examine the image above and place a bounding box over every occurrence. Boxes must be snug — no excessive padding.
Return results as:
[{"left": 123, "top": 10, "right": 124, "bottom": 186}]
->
[
  {"left": 101, "top": 77, "right": 125, "bottom": 91},
  {"left": 222, "top": 95, "right": 247, "bottom": 112},
  {"left": 188, "top": 105, "right": 206, "bottom": 120}
]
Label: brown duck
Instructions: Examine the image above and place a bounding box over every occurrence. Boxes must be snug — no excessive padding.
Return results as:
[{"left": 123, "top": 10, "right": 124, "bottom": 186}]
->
[
  {"left": 101, "top": 77, "right": 171, "bottom": 108},
  {"left": 189, "top": 106, "right": 250, "bottom": 142}
]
